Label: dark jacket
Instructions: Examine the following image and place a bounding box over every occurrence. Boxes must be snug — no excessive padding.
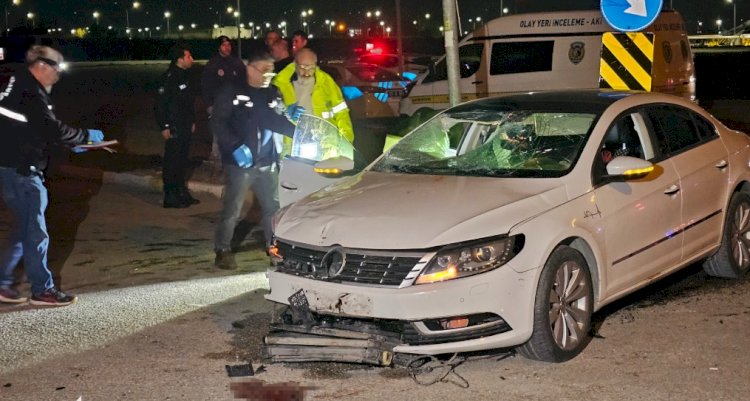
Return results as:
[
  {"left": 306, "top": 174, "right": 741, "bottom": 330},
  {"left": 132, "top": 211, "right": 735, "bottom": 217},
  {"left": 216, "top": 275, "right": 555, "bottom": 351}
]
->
[
  {"left": 210, "top": 83, "right": 294, "bottom": 168},
  {"left": 154, "top": 64, "right": 196, "bottom": 133},
  {"left": 0, "top": 68, "right": 87, "bottom": 173},
  {"left": 200, "top": 53, "right": 246, "bottom": 107}
]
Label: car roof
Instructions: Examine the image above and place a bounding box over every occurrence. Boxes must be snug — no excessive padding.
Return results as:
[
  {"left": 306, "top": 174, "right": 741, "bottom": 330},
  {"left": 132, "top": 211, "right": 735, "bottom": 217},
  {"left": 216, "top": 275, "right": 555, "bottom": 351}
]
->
[{"left": 451, "top": 90, "right": 637, "bottom": 115}]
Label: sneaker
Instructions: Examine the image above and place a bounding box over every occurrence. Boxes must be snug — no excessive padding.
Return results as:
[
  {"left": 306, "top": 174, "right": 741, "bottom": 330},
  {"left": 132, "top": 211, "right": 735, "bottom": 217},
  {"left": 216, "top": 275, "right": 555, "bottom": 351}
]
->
[
  {"left": 0, "top": 287, "right": 28, "bottom": 304},
  {"left": 215, "top": 250, "right": 238, "bottom": 270},
  {"left": 29, "top": 288, "right": 77, "bottom": 307}
]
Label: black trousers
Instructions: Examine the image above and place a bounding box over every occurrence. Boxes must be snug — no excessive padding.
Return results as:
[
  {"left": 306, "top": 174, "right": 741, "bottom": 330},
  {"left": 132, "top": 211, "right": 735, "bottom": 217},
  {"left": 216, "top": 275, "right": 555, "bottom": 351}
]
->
[{"left": 162, "top": 128, "right": 191, "bottom": 191}]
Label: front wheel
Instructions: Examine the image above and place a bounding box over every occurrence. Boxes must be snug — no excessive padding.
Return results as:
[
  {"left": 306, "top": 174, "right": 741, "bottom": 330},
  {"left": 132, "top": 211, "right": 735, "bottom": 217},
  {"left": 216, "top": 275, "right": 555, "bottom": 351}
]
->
[
  {"left": 517, "top": 245, "right": 594, "bottom": 362},
  {"left": 703, "top": 192, "right": 750, "bottom": 279}
]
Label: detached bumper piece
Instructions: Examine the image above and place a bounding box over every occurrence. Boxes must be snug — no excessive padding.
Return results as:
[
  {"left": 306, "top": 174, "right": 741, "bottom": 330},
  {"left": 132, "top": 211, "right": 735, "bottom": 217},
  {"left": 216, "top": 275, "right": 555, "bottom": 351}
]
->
[{"left": 263, "top": 324, "right": 398, "bottom": 366}]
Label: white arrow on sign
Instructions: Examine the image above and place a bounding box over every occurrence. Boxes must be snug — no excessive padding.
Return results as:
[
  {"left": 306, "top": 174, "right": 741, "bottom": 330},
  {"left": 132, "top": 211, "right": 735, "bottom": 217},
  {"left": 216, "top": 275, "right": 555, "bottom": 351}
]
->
[{"left": 624, "top": 0, "right": 647, "bottom": 17}]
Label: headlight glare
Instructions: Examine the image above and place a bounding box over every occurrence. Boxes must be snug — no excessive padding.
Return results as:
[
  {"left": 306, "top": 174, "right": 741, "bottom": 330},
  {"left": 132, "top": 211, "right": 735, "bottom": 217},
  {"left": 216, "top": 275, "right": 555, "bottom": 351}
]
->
[{"left": 415, "top": 235, "right": 522, "bottom": 285}]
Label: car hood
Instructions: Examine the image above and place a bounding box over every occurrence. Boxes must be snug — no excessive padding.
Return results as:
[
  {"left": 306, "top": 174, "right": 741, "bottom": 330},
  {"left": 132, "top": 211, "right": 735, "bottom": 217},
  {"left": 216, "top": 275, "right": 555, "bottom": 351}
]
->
[{"left": 275, "top": 171, "right": 569, "bottom": 249}]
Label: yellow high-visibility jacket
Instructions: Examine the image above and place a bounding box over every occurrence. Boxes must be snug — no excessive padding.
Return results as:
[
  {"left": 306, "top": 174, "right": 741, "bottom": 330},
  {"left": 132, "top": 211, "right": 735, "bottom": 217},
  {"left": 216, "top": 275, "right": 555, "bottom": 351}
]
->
[{"left": 273, "top": 63, "right": 354, "bottom": 148}]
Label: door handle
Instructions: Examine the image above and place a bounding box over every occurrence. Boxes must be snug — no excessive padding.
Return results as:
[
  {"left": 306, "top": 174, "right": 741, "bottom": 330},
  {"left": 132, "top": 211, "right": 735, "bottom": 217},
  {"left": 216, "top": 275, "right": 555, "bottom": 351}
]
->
[
  {"left": 280, "top": 182, "right": 298, "bottom": 191},
  {"left": 715, "top": 160, "right": 728, "bottom": 169},
  {"left": 663, "top": 184, "right": 680, "bottom": 195},
  {"left": 471, "top": 80, "right": 484, "bottom": 84}
]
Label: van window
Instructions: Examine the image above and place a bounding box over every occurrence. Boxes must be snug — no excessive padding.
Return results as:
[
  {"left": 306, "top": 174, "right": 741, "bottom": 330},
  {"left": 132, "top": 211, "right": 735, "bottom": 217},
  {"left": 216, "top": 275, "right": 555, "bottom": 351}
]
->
[
  {"left": 422, "top": 43, "right": 483, "bottom": 83},
  {"left": 490, "top": 41, "right": 554, "bottom": 75}
]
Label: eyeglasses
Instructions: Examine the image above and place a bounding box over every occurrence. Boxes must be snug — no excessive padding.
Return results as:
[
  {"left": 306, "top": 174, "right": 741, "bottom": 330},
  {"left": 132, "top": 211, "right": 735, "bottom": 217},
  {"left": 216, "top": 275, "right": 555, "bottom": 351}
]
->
[
  {"left": 36, "top": 56, "right": 68, "bottom": 73},
  {"left": 297, "top": 64, "right": 316, "bottom": 72},
  {"left": 250, "top": 63, "right": 276, "bottom": 79}
]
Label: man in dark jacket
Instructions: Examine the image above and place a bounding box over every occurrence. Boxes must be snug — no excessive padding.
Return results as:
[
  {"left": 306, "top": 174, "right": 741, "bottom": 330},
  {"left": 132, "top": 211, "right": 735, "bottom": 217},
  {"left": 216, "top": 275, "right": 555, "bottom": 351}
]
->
[
  {"left": 211, "top": 50, "right": 295, "bottom": 269},
  {"left": 154, "top": 44, "right": 198, "bottom": 208},
  {"left": 201, "top": 36, "right": 246, "bottom": 161},
  {"left": 0, "top": 45, "right": 105, "bottom": 306}
]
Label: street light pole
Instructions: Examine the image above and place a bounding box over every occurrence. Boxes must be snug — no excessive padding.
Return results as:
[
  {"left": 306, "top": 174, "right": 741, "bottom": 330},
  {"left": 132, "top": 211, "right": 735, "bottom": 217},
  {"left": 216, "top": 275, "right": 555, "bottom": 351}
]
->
[
  {"left": 164, "top": 11, "right": 171, "bottom": 37},
  {"left": 727, "top": 0, "right": 737, "bottom": 34},
  {"left": 5, "top": 0, "right": 20, "bottom": 34}
]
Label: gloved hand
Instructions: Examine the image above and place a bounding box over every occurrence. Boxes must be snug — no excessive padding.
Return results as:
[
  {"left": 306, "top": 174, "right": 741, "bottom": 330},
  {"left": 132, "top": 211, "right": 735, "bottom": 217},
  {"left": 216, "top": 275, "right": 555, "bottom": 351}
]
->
[
  {"left": 286, "top": 103, "right": 305, "bottom": 123},
  {"left": 71, "top": 146, "right": 88, "bottom": 154},
  {"left": 87, "top": 129, "right": 104, "bottom": 144},
  {"left": 232, "top": 144, "right": 253, "bottom": 168}
]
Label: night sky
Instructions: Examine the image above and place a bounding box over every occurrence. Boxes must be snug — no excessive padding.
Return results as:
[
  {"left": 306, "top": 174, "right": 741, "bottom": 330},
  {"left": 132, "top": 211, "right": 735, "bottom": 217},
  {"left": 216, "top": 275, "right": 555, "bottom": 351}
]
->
[{"left": 6, "top": 1, "right": 742, "bottom": 35}]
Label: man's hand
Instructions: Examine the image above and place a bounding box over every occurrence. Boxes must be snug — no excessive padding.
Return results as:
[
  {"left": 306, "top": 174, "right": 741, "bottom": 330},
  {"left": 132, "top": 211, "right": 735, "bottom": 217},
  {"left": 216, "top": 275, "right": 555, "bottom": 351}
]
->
[
  {"left": 232, "top": 144, "right": 253, "bottom": 168},
  {"left": 287, "top": 103, "right": 305, "bottom": 123},
  {"left": 161, "top": 129, "right": 172, "bottom": 140},
  {"left": 87, "top": 129, "right": 104, "bottom": 144}
]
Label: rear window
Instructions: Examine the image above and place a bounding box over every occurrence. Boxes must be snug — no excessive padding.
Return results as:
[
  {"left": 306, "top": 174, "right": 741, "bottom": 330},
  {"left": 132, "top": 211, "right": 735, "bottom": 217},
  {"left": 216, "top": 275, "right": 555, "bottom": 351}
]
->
[{"left": 490, "top": 41, "right": 554, "bottom": 75}]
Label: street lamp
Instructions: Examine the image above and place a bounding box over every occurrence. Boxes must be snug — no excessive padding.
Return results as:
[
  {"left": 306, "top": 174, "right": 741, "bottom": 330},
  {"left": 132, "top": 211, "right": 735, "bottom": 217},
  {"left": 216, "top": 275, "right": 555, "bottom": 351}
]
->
[
  {"left": 26, "top": 11, "right": 33, "bottom": 29},
  {"left": 4, "top": 0, "right": 20, "bottom": 34},
  {"left": 164, "top": 11, "right": 171, "bottom": 37},
  {"left": 727, "top": 0, "right": 737, "bottom": 34},
  {"left": 717, "top": 18, "right": 723, "bottom": 34},
  {"left": 126, "top": 2, "right": 140, "bottom": 38},
  {"left": 93, "top": 11, "right": 100, "bottom": 25}
]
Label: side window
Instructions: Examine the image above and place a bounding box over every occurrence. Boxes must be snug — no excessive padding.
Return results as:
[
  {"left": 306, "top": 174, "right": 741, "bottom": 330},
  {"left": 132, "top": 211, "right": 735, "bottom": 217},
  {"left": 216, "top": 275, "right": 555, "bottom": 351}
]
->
[
  {"left": 646, "top": 105, "right": 702, "bottom": 155},
  {"left": 693, "top": 114, "right": 719, "bottom": 141},
  {"left": 600, "top": 114, "right": 646, "bottom": 164},
  {"left": 490, "top": 41, "right": 554, "bottom": 75},
  {"left": 422, "top": 43, "right": 484, "bottom": 83}
]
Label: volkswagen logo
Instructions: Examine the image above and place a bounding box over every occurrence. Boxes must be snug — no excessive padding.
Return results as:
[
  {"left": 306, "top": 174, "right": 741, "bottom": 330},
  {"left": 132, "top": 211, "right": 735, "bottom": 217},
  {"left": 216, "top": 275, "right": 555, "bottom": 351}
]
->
[{"left": 319, "top": 246, "right": 346, "bottom": 278}]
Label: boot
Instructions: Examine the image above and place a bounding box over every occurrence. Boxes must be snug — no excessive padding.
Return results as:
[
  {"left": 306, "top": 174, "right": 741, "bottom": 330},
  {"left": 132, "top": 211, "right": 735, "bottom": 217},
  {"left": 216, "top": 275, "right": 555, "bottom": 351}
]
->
[
  {"left": 178, "top": 187, "right": 200, "bottom": 205},
  {"left": 214, "top": 250, "right": 237, "bottom": 270},
  {"left": 163, "top": 189, "right": 189, "bottom": 208}
]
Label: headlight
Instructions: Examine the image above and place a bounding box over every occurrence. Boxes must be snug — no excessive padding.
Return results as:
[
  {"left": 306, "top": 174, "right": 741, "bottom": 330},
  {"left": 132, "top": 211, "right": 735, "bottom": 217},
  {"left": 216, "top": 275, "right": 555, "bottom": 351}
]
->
[{"left": 415, "top": 235, "right": 524, "bottom": 285}]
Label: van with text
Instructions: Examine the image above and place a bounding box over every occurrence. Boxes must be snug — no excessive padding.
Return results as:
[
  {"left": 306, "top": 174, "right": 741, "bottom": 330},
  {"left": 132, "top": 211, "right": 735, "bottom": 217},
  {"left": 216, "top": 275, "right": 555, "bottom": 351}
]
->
[{"left": 399, "top": 9, "right": 694, "bottom": 116}]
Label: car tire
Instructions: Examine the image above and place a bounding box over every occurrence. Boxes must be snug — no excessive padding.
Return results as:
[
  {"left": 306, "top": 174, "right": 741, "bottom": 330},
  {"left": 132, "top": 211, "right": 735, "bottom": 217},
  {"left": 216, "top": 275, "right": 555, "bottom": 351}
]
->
[
  {"left": 517, "top": 245, "right": 594, "bottom": 362},
  {"left": 703, "top": 192, "right": 750, "bottom": 279}
]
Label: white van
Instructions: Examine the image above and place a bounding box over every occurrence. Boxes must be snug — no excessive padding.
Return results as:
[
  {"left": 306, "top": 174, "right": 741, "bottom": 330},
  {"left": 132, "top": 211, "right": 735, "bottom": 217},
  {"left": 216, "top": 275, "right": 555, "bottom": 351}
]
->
[{"left": 399, "top": 9, "right": 695, "bottom": 116}]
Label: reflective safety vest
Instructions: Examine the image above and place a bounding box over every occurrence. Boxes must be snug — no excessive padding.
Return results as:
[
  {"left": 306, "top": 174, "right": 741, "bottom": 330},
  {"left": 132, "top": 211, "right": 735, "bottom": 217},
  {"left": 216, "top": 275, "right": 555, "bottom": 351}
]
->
[{"left": 273, "top": 63, "right": 354, "bottom": 154}]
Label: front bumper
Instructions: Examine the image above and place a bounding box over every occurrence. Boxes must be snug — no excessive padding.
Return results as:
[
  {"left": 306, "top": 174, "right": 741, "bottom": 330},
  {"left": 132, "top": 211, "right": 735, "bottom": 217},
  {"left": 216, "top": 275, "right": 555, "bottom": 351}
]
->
[{"left": 265, "top": 264, "right": 539, "bottom": 355}]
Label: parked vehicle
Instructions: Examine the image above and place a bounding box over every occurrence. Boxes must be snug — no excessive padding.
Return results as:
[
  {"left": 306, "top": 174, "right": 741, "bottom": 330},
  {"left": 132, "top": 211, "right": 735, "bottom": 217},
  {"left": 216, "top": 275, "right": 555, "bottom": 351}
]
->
[
  {"left": 319, "top": 61, "right": 412, "bottom": 119},
  {"left": 270, "top": 89, "right": 750, "bottom": 362},
  {"left": 399, "top": 9, "right": 695, "bottom": 116}
]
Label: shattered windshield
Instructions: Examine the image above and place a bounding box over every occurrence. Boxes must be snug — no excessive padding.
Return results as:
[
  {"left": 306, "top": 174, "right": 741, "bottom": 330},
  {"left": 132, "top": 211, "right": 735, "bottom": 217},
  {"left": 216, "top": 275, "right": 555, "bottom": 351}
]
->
[{"left": 372, "top": 108, "right": 597, "bottom": 178}]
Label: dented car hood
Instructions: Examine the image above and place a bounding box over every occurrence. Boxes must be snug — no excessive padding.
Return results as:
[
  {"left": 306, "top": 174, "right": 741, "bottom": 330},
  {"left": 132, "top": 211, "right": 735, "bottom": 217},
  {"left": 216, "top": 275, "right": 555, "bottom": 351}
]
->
[{"left": 274, "top": 171, "right": 569, "bottom": 249}]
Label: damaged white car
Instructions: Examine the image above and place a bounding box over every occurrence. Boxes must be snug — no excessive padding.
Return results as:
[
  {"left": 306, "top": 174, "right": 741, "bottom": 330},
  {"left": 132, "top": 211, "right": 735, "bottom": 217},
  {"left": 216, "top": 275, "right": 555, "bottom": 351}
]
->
[{"left": 266, "top": 90, "right": 750, "bottom": 363}]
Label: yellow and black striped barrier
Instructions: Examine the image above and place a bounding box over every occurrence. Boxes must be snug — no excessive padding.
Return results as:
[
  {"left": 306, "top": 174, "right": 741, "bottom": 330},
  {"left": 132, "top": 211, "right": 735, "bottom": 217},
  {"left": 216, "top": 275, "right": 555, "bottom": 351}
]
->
[{"left": 599, "top": 32, "right": 654, "bottom": 92}]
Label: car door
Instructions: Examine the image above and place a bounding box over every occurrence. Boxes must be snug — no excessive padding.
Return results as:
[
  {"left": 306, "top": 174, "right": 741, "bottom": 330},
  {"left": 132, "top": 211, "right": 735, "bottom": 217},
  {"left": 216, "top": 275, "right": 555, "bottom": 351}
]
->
[
  {"left": 278, "top": 115, "right": 356, "bottom": 207},
  {"left": 593, "top": 111, "right": 684, "bottom": 297},
  {"left": 643, "top": 105, "right": 730, "bottom": 261}
]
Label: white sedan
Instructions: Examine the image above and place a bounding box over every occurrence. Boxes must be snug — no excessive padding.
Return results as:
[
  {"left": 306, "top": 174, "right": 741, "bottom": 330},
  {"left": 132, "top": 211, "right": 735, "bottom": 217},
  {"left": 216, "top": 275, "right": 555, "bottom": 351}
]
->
[{"left": 268, "top": 90, "right": 750, "bottom": 362}]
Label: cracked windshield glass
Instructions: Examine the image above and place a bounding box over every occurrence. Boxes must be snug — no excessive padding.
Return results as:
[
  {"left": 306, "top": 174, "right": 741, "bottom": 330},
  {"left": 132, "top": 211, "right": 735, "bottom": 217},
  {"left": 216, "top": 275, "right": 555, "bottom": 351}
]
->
[{"left": 373, "top": 108, "right": 597, "bottom": 178}]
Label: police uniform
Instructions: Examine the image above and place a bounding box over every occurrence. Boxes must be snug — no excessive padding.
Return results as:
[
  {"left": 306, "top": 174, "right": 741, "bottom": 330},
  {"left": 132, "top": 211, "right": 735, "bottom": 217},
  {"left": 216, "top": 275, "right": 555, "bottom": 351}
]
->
[
  {"left": 210, "top": 81, "right": 294, "bottom": 255},
  {"left": 154, "top": 63, "right": 197, "bottom": 206}
]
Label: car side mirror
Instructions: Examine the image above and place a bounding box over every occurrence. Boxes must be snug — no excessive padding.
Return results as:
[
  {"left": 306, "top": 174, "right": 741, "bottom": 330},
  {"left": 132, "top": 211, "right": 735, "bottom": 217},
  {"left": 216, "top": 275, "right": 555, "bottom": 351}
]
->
[
  {"left": 313, "top": 156, "right": 357, "bottom": 178},
  {"left": 604, "top": 156, "right": 655, "bottom": 182}
]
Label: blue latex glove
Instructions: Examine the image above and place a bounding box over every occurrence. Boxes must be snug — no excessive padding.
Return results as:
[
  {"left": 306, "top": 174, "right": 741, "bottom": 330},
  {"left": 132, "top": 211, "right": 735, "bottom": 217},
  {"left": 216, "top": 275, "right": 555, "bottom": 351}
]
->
[
  {"left": 232, "top": 144, "right": 253, "bottom": 168},
  {"left": 71, "top": 146, "right": 88, "bottom": 154},
  {"left": 287, "top": 104, "right": 305, "bottom": 123},
  {"left": 87, "top": 129, "right": 104, "bottom": 144}
]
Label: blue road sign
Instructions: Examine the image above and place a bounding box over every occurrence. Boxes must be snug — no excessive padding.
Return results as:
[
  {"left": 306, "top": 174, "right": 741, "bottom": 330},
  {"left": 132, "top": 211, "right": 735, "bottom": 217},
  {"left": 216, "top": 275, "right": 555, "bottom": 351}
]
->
[{"left": 601, "top": 0, "right": 664, "bottom": 32}]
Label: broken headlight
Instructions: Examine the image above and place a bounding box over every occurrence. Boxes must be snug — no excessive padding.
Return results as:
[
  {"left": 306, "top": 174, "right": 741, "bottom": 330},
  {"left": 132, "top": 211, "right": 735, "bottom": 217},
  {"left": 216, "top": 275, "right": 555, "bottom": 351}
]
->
[{"left": 415, "top": 235, "right": 524, "bottom": 285}]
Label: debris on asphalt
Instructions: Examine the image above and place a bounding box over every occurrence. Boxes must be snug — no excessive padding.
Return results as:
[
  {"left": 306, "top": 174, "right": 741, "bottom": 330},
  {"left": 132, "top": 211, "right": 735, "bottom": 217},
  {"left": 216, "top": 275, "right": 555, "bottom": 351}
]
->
[{"left": 226, "top": 362, "right": 255, "bottom": 377}]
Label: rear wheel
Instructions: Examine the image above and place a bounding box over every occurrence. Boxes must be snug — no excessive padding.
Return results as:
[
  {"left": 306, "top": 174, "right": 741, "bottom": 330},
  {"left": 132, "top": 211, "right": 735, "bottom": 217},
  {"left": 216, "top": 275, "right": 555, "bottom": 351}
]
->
[
  {"left": 703, "top": 192, "right": 750, "bottom": 279},
  {"left": 517, "top": 245, "right": 593, "bottom": 362}
]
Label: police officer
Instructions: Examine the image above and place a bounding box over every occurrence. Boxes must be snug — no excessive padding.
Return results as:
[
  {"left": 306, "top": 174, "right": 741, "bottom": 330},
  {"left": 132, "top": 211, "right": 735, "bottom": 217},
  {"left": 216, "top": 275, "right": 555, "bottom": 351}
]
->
[
  {"left": 154, "top": 44, "right": 199, "bottom": 208},
  {"left": 0, "top": 45, "right": 106, "bottom": 306},
  {"left": 201, "top": 36, "right": 246, "bottom": 162},
  {"left": 211, "top": 50, "right": 295, "bottom": 270}
]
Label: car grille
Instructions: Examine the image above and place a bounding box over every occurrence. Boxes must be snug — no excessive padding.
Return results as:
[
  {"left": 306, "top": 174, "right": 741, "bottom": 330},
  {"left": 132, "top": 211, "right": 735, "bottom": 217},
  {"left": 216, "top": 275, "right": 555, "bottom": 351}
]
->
[{"left": 275, "top": 241, "right": 423, "bottom": 287}]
